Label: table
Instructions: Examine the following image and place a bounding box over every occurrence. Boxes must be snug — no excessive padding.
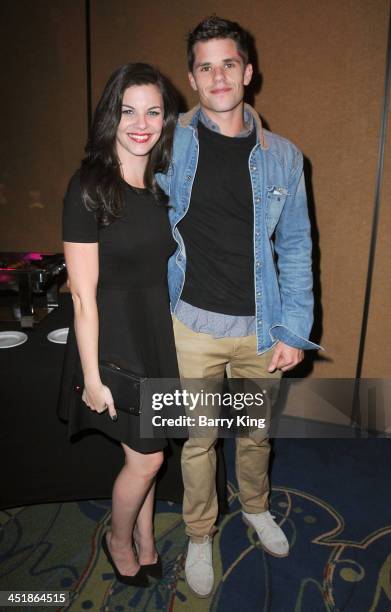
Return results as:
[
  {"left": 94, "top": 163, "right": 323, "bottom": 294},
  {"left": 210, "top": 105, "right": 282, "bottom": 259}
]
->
[{"left": 0, "top": 294, "right": 228, "bottom": 512}]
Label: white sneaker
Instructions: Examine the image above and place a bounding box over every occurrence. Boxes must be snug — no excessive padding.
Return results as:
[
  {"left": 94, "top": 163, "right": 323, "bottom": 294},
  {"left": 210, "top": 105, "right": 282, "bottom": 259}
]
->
[
  {"left": 185, "top": 535, "right": 214, "bottom": 598},
  {"left": 242, "top": 510, "right": 289, "bottom": 557}
]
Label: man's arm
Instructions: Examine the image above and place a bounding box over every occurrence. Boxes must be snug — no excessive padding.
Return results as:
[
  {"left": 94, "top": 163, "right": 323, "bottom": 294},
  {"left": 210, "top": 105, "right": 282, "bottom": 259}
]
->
[{"left": 270, "top": 150, "right": 321, "bottom": 356}]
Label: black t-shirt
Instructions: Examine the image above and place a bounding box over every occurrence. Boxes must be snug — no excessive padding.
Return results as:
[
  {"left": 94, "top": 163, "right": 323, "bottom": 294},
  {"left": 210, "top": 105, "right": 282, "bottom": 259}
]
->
[{"left": 179, "top": 120, "right": 256, "bottom": 316}]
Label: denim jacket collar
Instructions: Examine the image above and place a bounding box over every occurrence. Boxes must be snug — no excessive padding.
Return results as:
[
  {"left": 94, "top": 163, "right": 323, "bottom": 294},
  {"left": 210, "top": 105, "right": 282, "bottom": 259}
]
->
[{"left": 178, "top": 103, "right": 269, "bottom": 150}]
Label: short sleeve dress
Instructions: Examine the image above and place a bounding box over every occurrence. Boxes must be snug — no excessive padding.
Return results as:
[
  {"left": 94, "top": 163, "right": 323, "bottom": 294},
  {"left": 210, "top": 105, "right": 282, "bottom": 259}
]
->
[{"left": 58, "top": 171, "right": 179, "bottom": 453}]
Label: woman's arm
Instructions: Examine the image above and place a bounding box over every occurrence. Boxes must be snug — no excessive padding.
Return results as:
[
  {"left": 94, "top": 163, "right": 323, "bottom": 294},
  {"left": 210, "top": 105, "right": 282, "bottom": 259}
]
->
[{"left": 64, "top": 241, "right": 117, "bottom": 420}]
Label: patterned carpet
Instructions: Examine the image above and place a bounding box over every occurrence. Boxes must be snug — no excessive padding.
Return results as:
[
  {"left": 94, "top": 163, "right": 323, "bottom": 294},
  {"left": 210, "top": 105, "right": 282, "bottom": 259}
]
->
[{"left": 1, "top": 438, "right": 390, "bottom": 612}]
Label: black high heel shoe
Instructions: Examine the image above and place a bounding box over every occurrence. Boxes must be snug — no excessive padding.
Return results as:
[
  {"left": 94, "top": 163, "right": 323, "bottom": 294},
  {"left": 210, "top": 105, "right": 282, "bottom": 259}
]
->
[
  {"left": 140, "top": 554, "right": 163, "bottom": 579},
  {"left": 102, "top": 533, "right": 149, "bottom": 588},
  {"left": 133, "top": 538, "right": 163, "bottom": 579}
]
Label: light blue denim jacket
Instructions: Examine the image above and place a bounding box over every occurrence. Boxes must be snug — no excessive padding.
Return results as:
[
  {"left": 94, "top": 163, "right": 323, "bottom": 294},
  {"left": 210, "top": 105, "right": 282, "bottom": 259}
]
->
[{"left": 157, "top": 104, "right": 321, "bottom": 354}]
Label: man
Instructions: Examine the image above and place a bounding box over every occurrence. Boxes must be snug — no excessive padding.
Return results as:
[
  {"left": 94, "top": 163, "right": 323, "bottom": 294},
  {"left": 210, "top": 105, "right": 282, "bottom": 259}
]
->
[{"left": 157, "top": 15, "right": 320, "bottom": 598}]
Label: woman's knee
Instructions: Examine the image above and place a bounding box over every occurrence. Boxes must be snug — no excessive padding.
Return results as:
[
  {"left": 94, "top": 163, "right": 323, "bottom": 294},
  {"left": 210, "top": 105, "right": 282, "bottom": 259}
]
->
[
  {"left": 122, "top": 444, "right": 164, "bottom": 478},
  {"left": 128, "top": 450, "right": 163, "bottom": 479},
  {"left": 143, "top": 451, "right": 164, "bottom": 477}
]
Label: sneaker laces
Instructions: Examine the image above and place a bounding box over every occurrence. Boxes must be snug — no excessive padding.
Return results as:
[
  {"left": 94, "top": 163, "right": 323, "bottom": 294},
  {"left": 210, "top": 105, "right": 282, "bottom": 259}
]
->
[
  {"left": 245, "top": 510, "right": 280, "bottom": 532},
  {"left": 194, "top": 536, "right": 212, "bottom": 562},
  {"left": 262, "top": 511, "right": 280, "bottom": 528}
]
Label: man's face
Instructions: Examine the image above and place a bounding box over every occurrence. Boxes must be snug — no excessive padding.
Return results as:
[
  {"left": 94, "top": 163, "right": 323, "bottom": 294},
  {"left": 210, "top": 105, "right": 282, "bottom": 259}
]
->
[{"left": 188, "top": 38, "right": 252, "bottom": 115}]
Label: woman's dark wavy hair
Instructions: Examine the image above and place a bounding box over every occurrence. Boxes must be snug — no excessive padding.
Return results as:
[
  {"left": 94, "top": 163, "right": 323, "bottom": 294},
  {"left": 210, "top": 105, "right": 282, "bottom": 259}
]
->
[{"left": 80, "top": 62, "right": 177, "bottom": 225}]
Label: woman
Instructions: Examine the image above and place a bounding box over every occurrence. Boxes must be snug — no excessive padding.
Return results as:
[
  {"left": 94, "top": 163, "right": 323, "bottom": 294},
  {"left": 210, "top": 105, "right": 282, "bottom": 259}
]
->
[{"left": 58, "top": 63, "right": 178, "bottom": 587}]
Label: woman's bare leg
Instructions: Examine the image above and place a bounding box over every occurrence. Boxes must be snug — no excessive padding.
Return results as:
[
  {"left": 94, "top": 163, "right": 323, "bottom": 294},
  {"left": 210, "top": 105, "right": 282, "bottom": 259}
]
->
[
  {"left": 134, "top": 481, "right": 158, "bottom": 564},
  {"left": 106, "top": 444, "right": 163, "bottom": 576}
]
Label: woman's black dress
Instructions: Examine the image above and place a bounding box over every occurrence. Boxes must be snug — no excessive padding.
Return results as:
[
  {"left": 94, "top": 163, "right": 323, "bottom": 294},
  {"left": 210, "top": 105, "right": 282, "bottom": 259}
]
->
[{"left": 58, "top": 172, "right": 179, "bottom": 453}]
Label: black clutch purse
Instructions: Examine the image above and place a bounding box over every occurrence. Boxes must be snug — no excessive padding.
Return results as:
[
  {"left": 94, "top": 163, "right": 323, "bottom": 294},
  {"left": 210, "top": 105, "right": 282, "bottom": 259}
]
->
[{"left": 74, "top": 361, "right": 147, "bottom": 416}]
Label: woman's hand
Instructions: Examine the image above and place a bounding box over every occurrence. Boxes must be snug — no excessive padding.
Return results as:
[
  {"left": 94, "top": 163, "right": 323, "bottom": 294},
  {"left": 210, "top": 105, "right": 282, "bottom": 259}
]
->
[{"left": 82, "top": 383, "right": 117, "bottom": 421}]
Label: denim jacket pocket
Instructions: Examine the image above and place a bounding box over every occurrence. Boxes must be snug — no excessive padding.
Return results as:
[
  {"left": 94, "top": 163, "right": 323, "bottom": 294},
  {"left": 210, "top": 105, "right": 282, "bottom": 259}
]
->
[{"left": 266, "top": 185, "right": 290, "bottom": 236}]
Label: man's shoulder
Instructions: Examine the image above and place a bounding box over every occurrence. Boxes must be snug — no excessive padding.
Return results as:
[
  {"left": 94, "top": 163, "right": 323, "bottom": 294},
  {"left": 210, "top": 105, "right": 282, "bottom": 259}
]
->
[
  {"left": 174, "top": 111, "right": 195, "bottom": 135},
  {"left": 263, "top": 128, "right": 301, "bottom": 155},
  {"left": 262, "top": 128, "right": 303, "bottom": 171},
  {"left": 172, "top": 115, "right": 195, "bottom": 156}
]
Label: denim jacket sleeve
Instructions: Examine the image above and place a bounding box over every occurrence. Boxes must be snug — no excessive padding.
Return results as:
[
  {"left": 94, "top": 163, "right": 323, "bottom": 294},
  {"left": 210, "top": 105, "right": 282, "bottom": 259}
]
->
[
  {"left": 270, "top": 152, "right": 321, "bottom": 350},
  {"left": 155, "top": 165, "right": 173, "bottom": 197}
]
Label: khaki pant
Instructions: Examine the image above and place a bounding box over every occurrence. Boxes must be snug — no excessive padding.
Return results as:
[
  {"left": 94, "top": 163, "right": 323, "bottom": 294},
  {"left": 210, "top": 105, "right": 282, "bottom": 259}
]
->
[{"left": 173, "top": 316, "right": 281, "bottom": 543}]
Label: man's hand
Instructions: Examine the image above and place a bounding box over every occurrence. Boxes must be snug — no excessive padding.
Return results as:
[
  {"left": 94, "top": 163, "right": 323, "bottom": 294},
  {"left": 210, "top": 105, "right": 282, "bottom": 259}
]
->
[{"left": 268, "top": 341, "right": 304, "bottom": 373}]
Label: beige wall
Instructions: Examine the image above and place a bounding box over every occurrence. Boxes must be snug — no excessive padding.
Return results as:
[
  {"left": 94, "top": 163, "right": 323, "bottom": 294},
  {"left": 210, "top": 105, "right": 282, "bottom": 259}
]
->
[
  {"left": 0, "top": 0, "right": 86, "bottom": 252},
  {"left": 1, "top": 1, "right": 390, "bottom": 377}
]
